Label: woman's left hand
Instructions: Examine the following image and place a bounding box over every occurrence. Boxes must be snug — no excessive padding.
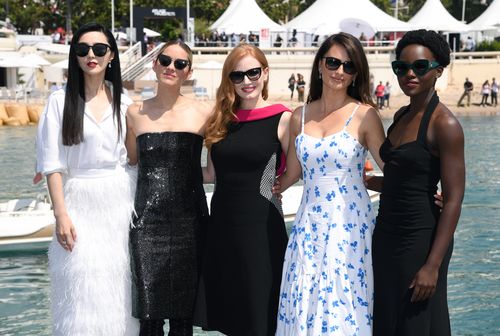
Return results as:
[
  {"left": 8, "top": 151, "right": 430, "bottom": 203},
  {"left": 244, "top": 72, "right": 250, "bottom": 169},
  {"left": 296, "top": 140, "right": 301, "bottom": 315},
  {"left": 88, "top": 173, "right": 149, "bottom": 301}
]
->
[{"left": 409, "top": 263, "right": 439, "bottom": 302}]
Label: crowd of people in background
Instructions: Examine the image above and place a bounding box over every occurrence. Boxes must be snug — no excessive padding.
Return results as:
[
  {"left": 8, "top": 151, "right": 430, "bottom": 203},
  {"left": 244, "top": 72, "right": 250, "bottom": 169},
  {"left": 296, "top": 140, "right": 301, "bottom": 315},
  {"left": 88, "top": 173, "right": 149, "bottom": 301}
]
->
[
  {"left": 195, "top": 31, "right": 259, "bottom": 47},
  {"left": 457, "top": 77, "right": 499, "bottom": 107}
]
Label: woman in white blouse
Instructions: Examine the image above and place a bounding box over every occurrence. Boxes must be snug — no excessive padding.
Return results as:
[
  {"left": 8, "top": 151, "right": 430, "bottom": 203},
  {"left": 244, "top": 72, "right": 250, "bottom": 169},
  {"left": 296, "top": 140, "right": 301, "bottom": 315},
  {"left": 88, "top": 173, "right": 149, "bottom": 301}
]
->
[{"left": 38, "top": 23, "right": 139, "bottom": 335}]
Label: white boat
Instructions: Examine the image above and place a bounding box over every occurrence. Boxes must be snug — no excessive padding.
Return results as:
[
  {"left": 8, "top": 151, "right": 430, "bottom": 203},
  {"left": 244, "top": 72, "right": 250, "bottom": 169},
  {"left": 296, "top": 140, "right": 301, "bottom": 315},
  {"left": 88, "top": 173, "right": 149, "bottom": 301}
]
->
[
  {"left": 0, "top": 185, "right": 379, "bottom": 252},
  {"left": 0, "top": 191, "right": 54, "bottom": 252}
]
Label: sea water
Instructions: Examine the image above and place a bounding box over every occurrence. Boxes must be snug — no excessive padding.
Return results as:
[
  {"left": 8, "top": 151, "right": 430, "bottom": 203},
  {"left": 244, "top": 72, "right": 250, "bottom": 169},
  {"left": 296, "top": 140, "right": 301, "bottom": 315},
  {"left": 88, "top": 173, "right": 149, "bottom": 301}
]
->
[{"left": 0, "top": 116, "right": 499, "bottom": 335}]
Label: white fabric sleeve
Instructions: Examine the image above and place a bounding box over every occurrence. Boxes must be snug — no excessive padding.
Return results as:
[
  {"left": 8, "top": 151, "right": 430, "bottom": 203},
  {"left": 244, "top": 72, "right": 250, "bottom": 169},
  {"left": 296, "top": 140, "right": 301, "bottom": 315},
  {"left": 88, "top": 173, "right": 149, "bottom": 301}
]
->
[{"left": 40, "top": 93, "right": 67, "bottom": 175}]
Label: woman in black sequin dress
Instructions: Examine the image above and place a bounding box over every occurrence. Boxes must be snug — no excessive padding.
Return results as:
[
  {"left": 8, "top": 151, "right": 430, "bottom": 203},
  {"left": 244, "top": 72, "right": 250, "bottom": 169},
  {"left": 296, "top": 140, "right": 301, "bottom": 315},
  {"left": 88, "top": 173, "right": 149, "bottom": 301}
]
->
[
  {"left": 202, "top": 44, "right": 292, "bottom": 336},
  {"left": 126, "top": 41, "right": 212, "bottom": 336},
  {"left": 366, "top": 30, "right": 465, "bottom": 336}
]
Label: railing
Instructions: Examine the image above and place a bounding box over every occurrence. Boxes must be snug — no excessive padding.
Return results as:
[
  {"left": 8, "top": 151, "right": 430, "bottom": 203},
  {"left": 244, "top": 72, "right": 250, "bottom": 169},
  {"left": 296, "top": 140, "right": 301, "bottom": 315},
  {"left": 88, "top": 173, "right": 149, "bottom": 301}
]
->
[
  {"left": 190, "top": 45, "right": 395, "bottom": 55},
  {"left": 118, "top": 43, "right": 500, "bottom": 85},
  {"left": 122, "top": 43, "right": 165, "bottom": 82},
  {"left": 452, "top": 51, "right": 500, "bottom": 60},
  {"left": 119, "top": 42, "right": 142, "bottom": 72}
]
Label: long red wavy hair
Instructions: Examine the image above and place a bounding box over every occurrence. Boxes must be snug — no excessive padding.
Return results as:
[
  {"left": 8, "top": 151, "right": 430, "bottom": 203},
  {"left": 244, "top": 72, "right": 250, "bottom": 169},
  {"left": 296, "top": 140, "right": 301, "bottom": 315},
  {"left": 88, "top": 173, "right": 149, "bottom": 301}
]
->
[{"left": 205, "top": 44, "right": 269, "bottom": 149}]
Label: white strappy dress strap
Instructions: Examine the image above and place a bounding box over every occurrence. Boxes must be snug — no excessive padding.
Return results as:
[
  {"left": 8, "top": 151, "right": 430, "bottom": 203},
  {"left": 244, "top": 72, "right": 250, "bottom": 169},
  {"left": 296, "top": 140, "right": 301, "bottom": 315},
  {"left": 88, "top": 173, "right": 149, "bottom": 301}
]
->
[
  {"left": 343, "top": 103, "right": 361, "bottom": 131},
  {"left": 301, "top": 104, "right": 307, "bottom": 134}
]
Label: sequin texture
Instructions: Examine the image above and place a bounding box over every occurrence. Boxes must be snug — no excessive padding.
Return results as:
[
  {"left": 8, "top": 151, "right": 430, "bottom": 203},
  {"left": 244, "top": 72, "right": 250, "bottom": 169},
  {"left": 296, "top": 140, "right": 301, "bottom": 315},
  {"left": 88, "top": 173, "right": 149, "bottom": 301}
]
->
[{"left": 129, "top": 132, "right": 209, "bottom": 320}]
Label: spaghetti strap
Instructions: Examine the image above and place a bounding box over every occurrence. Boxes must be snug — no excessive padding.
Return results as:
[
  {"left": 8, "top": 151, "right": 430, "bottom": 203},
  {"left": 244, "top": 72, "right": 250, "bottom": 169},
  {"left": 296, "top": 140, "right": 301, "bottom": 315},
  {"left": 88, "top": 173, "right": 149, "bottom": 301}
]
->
[
  {"left": 417, "top": 92, "right": 439, "bottom": 145},
  {"left": 342, "top": 103, "right": 361, "bottom": 131},
  {"left": 301, "top": 104, "right": 306, "bottom": 134}
]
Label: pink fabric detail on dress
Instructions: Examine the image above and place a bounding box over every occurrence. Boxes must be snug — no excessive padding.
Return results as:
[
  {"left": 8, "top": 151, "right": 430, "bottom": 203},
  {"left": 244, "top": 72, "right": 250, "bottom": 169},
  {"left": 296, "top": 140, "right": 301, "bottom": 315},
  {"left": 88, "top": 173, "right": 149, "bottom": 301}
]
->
[
  {"left": 235, "top": 104, "right": 291, "bottom": 176},
  {"left": 277, "top": 152, "right": 286, "bottom": 176},
  {"left": 235, "top": 104, "right": 291, "bottom": 122}
]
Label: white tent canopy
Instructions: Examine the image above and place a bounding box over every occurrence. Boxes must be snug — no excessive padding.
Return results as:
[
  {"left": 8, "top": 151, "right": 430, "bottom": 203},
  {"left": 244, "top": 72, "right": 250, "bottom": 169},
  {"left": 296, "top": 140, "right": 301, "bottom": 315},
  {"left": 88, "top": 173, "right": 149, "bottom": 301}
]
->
[
  {"left": 0, "top": 52, "right": 51, "bottom": 68},
  {"left": 210, "top": 0, "right": 285, "bottom": 34},
  {"left": 285, "top": 0, "right": 413, "bottom": 36},
  {"left": 211, "top": 0, "right": 241, "bottom": 29},
  {"left": 469, "top": 0, "right": 500, "bottom": 31},
  {"left": 144, "top": 28, "right": 161, "bottom": 37},
  {"left": 408, "top": 0, "right": 470, "bottom": 32}
]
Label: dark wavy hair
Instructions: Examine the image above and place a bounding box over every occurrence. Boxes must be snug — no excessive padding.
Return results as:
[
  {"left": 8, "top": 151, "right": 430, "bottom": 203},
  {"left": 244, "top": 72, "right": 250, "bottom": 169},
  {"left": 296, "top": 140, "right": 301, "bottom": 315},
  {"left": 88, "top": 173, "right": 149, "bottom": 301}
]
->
[
  {"left": 308, "top": 32, "right": 375, "bottom": 107},
  {"left": 395, "top": 29, "right": 451, "bottom": 67},
  {"left": 62, "top": 22, "right": 122, "bottom": 145}
]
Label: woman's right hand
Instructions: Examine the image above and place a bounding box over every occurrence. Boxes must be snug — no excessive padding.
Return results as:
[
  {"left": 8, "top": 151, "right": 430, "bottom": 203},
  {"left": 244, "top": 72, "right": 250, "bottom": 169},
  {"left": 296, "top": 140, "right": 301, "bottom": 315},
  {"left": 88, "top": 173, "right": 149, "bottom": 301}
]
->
[
  {"left": 272, "top": 179, "right": 283, "bottom": 201},
  {"left": 55, "top": 214, "right": 77, "bottom": 252}
]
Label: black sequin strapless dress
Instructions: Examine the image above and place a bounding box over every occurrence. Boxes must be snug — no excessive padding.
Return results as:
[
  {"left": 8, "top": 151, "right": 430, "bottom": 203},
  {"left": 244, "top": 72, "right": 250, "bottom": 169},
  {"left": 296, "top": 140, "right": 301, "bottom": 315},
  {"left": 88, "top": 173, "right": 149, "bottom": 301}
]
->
[{"left": 130, "top": 132, "right": 208, "bottom": 320}]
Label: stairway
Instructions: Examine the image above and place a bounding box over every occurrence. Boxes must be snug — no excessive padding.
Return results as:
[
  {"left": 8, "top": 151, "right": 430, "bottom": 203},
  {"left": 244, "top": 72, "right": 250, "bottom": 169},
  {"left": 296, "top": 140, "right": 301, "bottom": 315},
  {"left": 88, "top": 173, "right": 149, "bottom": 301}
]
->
[{"left": 122, "top": 43, "right": 165, "bottom": 82}]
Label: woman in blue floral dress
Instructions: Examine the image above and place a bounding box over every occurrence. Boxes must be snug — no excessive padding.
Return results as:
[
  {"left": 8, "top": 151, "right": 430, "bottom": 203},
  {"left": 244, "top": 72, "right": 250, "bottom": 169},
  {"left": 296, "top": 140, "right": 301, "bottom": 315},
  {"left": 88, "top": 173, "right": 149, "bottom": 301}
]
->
[{"left": 275, "top": 33, "right": 386, "bottom": 335}]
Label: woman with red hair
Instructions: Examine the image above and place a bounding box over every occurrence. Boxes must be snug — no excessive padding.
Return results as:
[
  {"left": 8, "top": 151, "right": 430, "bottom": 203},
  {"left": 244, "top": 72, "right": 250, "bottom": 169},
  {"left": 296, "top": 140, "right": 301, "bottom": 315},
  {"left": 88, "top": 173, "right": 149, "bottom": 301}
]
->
[{"left": 202, "top": 43, "right": 292, "bottom": 336}]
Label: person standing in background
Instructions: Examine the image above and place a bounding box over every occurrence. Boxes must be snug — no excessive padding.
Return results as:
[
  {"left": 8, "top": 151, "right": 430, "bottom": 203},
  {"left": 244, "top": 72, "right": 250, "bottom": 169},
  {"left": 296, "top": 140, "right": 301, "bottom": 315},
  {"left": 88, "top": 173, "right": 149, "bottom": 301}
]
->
[
  {"left": 491, "top": 77, "right": 498, "bottom": 107},
  {"left": 457, "top": 77, "right": 473, "bottom": 107},
  {"left": 480, "top": 80, "right": 490, "bottom": 107},
  {"left": 296, "top": 73, "right": 306, "bottom": 102},
  {"left": 288, "top": 73, "right": 296, "bottom": 100},
  {"left": 38, "top": 22, "right": 139, "bottom": 335},
  {"left": 375, "top": 80, "right": 385, "bottom": 109},
  {"left": 384, "top": 81, "right": 392, "bottom": 108}
]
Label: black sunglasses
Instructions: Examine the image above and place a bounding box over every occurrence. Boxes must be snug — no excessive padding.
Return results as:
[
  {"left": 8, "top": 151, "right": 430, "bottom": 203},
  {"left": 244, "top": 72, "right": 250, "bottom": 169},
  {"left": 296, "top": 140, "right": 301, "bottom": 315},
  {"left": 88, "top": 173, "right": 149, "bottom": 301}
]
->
[
  {"left": 229, "top": 67, "right": 262, "bottom": 84},
  {"left": 157, "top": 54, "right": 190, "bottom": 70},
  {"left": 392, "top": 59, "right": 441, "bottom": 77},
  {"left": 75, "top": 43, "right": 111, "bottom": 57},
  {"left": 322, "top": 57, "right": 356, "bottom": 75}
]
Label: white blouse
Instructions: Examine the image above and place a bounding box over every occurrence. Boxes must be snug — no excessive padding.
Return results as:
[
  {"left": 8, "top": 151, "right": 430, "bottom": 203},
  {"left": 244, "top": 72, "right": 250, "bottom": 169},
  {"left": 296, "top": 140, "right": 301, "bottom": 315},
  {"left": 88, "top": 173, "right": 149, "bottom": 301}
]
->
[{"left": 38, "top": 86, "right": 132, "bottom": 178}]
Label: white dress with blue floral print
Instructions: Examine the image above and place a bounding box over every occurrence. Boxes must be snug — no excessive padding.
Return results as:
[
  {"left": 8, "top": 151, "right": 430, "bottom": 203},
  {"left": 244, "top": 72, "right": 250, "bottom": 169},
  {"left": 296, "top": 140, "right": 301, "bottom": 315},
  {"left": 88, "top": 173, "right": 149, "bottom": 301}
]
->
[{"left": 277, "top": 103, "right": 375, "bottom": 336}]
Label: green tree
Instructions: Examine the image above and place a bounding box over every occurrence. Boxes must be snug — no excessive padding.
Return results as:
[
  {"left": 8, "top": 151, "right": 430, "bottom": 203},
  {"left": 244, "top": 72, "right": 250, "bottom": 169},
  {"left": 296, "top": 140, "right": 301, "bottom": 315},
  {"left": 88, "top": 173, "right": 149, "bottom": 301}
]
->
[
  {"left": 371, "top": 0, "right": 392, "bottom": 14},
  {"left": 1, "top": 0, "right": 494, "bottom": 39},
  {"left": 1, "top": 0, "right": 59, "bottom": 34}
]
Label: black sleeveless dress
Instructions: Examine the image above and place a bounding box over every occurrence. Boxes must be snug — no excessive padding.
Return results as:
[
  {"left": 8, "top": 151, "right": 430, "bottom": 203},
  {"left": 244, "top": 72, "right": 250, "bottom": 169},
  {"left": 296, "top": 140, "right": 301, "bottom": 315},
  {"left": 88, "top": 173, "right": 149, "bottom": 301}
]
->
[
  {"left": 130, "top": 132, "right": 209, "bottom": 320},
  {"left": 373, "top": 93, "right": 453, "bottom": 335},
  {"left": 204, "top": 108, "right": 288, "bottom": 336}
]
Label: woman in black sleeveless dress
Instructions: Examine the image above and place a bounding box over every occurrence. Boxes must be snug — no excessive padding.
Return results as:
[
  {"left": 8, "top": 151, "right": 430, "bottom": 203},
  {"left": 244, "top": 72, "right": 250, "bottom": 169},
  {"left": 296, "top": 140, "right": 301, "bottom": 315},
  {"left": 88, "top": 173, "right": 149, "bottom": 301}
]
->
[
  {"left": 368, "top": 30, "right": 465, "bottom": 336},
  {"left": 126, "top": 41, "right": 212, "bottom": 336},
  {"left": 202, "top": 44, "right": 291, "bottom": 336}
]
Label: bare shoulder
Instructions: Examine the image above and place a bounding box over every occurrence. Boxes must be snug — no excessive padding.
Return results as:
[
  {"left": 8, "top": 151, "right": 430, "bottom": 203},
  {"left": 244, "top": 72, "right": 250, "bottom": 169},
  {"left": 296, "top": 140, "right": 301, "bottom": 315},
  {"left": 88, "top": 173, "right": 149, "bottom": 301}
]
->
[
  {"left": 126, "top": 101, "right": 143, "bottom": 118},
  {"left": 355, "top": 104, "right": 381, "bottom": 124},
  {"left": 279, "top": 109, "right": 292, "bottom": 126},
  {"left": 180, "top": 96, "right": 213, "bottom": 117},
  {"left": 291, "top": 105, "right": 303, "bottom": 123},
  {"left": 196, "top": 100, "right": 215, "bottom": 119},
  {"left": 287, "top": 105, "right": 303, "bottom": 134},
  {"left": 433, "top": 103, "right": 464, "bottom": 137},
  {"left": 356, "top": 103, "right": 378, "bottom": 117}
]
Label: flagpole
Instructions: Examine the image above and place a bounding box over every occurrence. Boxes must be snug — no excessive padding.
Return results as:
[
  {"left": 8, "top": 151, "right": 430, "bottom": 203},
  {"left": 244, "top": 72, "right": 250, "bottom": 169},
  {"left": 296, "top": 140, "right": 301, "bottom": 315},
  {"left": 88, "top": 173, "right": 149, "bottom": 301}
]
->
[
  {"left": 186, "top": 0, "right": 190, "bottom": 43},
  {"left": 111, "top": 0, "right": 115, "bottom": 34},
  {"left": 130, "top": 0, "right": 133, "bottom": 47},
  {"left": 462, "top": 0, "right": 466, "bottom": 22}
]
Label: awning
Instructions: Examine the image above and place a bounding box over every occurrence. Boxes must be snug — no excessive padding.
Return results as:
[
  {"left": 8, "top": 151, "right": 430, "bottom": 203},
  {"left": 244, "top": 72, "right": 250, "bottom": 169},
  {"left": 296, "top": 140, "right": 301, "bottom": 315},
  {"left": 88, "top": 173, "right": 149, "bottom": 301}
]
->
[{"left": 35, "top": 43, "right": 70, "bottom": 55}]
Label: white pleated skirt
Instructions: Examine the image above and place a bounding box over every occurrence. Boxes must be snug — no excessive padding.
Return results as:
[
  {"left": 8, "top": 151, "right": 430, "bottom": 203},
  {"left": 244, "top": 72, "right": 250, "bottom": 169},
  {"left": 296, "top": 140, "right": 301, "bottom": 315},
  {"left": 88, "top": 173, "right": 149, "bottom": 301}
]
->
[{"left": 48, "top": 167, "right": 139, "bottom": 336}]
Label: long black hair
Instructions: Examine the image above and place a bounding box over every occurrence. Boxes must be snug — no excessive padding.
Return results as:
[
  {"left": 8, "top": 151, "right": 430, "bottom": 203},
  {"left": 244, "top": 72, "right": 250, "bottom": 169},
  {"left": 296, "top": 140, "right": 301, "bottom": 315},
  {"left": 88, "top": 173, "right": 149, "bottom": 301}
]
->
[
  {"left": 62, "top": 22, "right": 123, "bottom": 145},
  {"left": 308, "top": 33, "right": 375, "bottom": 108}
]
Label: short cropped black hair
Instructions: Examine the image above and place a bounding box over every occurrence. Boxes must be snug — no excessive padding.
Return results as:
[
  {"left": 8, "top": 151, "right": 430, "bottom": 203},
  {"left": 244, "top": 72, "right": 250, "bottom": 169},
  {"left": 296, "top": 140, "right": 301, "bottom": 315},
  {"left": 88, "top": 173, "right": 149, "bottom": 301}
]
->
[{"left": 395, "top": 29, "right": 451, "bottom": 68}]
